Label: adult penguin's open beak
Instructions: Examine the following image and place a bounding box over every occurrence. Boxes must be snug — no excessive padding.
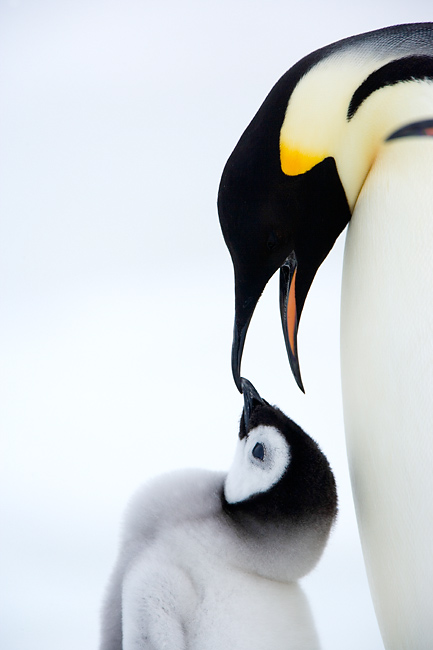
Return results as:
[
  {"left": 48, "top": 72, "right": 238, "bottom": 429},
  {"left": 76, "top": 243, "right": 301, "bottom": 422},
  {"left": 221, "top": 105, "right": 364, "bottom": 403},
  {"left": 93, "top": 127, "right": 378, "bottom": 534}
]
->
[
  {"left": 231, "top": 278, "right": 266, "bottom": 394},
  {"left": 231, "top": 250, "right": 304, "bottom": 394}
]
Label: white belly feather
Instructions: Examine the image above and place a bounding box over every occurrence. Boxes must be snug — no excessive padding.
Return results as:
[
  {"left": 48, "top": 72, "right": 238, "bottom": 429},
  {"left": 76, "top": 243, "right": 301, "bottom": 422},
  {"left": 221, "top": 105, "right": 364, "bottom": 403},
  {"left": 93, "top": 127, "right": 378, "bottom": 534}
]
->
[
  {"left": 123, "top": 543, "right": 320, "bottom": 650},
  {"left": 341, "top": 137, "right": 433, "bottom": 649}
]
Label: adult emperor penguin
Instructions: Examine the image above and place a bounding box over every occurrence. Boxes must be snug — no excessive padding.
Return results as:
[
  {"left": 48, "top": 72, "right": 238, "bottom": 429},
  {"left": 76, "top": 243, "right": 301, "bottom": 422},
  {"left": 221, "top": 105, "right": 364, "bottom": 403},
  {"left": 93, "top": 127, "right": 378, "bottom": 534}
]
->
[
  {"left": 99, "top": 379, "right": 337, "bottom": 650},
  {"left": 218, "top": 23, "right": 433, "bottom": 650}
]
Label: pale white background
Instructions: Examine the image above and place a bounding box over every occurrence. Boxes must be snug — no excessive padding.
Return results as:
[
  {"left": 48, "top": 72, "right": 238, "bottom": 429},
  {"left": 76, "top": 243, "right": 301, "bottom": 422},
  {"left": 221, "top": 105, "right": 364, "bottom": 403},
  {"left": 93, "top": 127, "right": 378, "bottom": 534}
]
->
[{"left": 1, "top": 1, "right": 431, "bottom": 648}]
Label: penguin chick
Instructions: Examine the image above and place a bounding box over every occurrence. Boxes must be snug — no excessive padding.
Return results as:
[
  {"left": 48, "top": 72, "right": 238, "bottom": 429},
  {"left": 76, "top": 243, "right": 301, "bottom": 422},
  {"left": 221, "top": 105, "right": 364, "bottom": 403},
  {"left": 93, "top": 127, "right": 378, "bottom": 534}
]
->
[{"left": 100, "top": 379, "right": 337, "bottom": 650}]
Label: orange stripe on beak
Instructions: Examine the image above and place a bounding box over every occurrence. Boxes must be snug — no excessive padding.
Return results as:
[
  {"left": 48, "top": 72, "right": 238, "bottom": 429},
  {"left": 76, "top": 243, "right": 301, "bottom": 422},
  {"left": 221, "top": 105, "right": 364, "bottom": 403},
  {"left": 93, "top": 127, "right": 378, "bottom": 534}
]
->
[{"left": 287, "top": 266, "right": 297, "bottom": 356}]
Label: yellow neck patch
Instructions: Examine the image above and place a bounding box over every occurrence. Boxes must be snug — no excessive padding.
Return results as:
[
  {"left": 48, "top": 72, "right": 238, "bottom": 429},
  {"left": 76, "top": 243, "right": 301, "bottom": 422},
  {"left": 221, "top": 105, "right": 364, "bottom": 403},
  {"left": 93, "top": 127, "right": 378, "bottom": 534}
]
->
[{"left": 280, "top": 141, "right": 327, "bottom": 176}]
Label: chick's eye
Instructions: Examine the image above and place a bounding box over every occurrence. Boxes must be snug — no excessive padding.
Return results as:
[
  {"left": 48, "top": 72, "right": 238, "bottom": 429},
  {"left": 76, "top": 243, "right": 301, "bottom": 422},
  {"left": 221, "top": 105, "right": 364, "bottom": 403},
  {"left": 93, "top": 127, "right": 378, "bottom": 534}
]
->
[
  {"left": 266, "top": 231, "right": 278, "bottom": 251},
  {"left": 252, "top": 442, "right": 265, "bottom": 461}
]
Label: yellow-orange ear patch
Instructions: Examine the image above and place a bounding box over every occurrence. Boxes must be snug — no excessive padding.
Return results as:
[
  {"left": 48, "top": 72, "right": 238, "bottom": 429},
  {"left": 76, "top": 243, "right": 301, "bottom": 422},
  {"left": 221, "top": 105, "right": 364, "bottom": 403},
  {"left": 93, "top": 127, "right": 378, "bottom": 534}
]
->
[{"left": 280, "top": 141, "right": 326, "bottom": 176}]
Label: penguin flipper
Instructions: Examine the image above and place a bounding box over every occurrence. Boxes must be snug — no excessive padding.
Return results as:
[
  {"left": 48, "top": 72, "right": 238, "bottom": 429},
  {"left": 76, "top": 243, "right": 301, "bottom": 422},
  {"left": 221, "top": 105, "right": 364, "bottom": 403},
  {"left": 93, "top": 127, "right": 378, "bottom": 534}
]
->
[{"left": 122, "top": 557, "right": 197, "bottom": 650}]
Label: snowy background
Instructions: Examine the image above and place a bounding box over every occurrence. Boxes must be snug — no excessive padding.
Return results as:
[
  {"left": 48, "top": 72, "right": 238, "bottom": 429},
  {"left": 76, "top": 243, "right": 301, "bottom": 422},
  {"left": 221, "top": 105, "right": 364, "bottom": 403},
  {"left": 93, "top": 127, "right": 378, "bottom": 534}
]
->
[{"left": 1, "top": 1, "right": 431, "bottom": 648}]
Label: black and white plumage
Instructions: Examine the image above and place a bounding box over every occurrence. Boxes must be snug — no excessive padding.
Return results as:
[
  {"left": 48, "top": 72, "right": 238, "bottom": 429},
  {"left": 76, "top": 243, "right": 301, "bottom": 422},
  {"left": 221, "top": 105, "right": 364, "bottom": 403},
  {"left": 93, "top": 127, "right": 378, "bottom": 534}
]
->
[
  {"left": 217, "top": 23, "right": 433, "bottom": 650},
  {"left": 100, "top": 380, "right": 337, "bottom": 650}
]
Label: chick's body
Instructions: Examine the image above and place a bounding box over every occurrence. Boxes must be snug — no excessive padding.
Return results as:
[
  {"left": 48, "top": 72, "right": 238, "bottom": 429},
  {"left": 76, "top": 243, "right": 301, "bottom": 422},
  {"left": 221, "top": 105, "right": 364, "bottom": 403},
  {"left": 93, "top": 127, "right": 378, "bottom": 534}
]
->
[{"left": 100, "top": 389, "right": 336, "bottom": 650}]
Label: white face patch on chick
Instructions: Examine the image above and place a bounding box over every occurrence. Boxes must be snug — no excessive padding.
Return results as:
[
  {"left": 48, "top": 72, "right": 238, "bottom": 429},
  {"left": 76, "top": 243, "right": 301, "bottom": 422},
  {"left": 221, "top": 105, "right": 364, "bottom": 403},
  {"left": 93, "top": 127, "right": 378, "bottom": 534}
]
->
[{"left": 224, "top": 425, "right": 291, "bottom": 504}]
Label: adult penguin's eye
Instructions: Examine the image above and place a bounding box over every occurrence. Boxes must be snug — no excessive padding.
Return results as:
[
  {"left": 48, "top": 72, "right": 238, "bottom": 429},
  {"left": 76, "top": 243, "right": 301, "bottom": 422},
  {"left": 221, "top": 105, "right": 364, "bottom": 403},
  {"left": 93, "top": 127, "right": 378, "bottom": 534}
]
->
[{"left": 252, "top": 442, "right": 265, "bottom": 461}]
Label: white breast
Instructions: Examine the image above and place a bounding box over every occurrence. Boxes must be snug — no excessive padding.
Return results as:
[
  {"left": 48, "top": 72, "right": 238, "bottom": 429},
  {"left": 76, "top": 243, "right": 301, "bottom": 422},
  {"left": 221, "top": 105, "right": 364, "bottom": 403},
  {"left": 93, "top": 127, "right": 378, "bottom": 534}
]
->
[
  {"left": 341, "top": 136, "right": 433, "bottom": 648},
  {"left": 122, "top": 545, "right": 321, "bottom": 650}
]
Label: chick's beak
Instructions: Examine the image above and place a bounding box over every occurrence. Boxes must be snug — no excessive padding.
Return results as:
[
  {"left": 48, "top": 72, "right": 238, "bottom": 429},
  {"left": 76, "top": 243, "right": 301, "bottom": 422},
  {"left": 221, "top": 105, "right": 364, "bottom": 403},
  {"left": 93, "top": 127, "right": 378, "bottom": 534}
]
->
[{"left": 241, "top": 378, "right": 265, "bottom": 432}]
